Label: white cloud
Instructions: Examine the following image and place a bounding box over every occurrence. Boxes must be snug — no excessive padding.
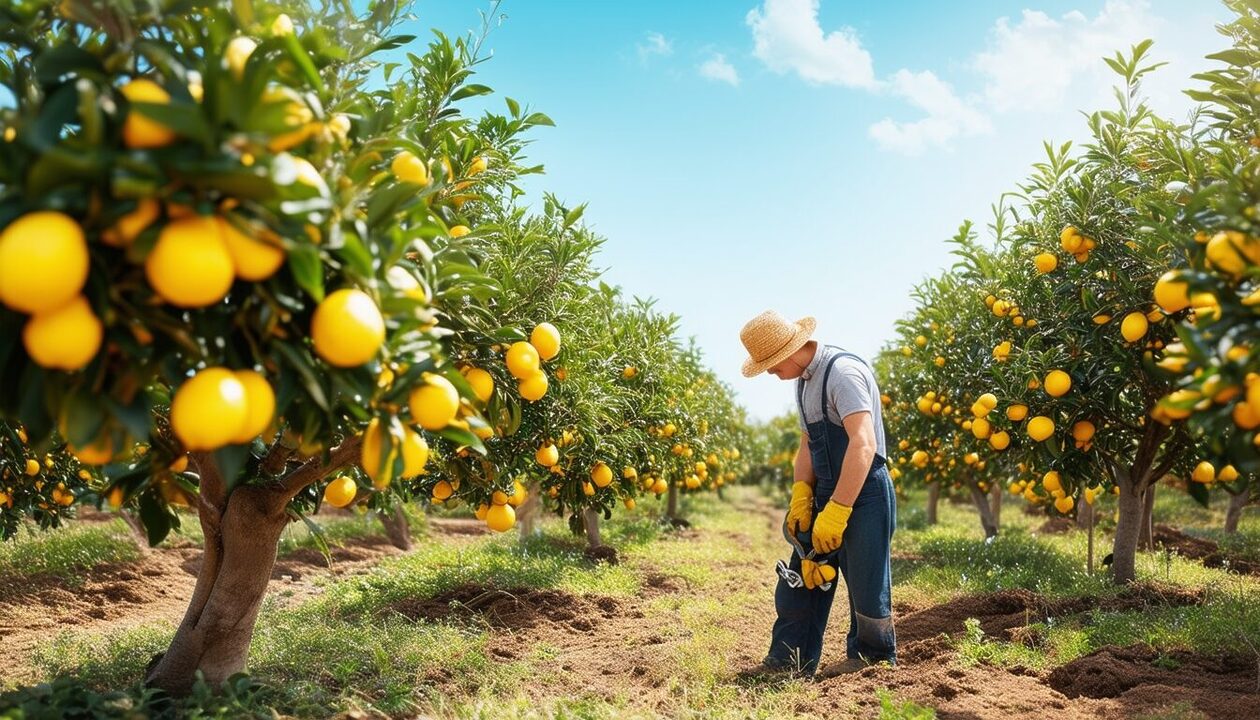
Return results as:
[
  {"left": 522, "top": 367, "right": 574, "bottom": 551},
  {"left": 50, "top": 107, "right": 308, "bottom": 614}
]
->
[
  {"left": 745, "top": 0, "right": 878, "bottom": 89},
  {"left": 974, "top": 0, "right": 1162, "bottom": 113},
  {"left": 869, "top": 70, "right": 992, "bottom": 155},
  {"left": 699, "top": 53, "right": 741, "bottom": 86},
  {"left": 637, "top": 32, "right": 673, "bottom": 63}
]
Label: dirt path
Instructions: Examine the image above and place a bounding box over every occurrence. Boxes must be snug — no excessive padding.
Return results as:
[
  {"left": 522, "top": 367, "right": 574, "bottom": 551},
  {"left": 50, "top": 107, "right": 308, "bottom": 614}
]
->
[
  {"left": 0, "top": 514, "right": 488, "bottom": 686},
  {"left": 398, "top": 493, "right": 1260, "bottom": 719}
]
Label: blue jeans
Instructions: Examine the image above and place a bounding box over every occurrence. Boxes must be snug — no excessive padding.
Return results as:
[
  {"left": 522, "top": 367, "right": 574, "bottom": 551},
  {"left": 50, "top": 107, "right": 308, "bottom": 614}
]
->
[{"left": 765, "top": 465, "right": 897, "bottom": 674}]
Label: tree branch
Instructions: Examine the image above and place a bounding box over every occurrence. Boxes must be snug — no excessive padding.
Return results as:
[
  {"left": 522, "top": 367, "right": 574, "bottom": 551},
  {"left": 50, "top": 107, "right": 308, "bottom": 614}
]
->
[
  {"left": 260, "top": 438, "right": 296, "bottom": 477},
  {"left": 279, "top": 435, "right": 364, "bottom": 500}
]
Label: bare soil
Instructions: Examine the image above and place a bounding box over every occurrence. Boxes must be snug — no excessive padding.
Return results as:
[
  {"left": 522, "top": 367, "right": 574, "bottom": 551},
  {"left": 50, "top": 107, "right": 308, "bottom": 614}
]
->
[{"left": 1152, "top": 523, "right": 1260, "bottom": 575}]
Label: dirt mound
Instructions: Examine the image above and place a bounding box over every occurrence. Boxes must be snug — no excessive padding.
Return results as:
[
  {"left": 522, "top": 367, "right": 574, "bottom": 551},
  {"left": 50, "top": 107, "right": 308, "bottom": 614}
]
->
[
  {"left": 896, "top": 584, "right": 1206, "bottom": 645},
  {"left": 1153, "top": 524, "right": 1260, "bottom": 575},
  {"left": 1047, "top": 645, "right": 1260, "bottom": 719},
  {"left": 583, "top": 544, "right": 619, "bottom": 565},
  {"left": 270, "top": 535, "right": 401, "bottom": 581},
  {"left": 427, "top": 517, "right": 492, "bottom": 538},
  {"left": 1037, "top": 517, "right": 1076, "bottom": 535},
  {"left": 391, "top": 584, "right": 623, "bottom": 633}
]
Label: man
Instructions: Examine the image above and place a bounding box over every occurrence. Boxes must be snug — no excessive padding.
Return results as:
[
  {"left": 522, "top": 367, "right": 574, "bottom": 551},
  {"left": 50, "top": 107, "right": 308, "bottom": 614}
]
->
[{"left": 739, "top": 309, "right": 896, "bottom": 677}]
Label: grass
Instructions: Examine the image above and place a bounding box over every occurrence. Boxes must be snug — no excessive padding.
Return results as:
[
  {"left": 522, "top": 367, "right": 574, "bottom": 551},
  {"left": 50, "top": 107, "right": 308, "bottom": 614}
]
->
[
  {"left": 0, "top": 519, "right": 140, "bottom": 584},
  {"left": 7, "top": 482, "right": 1260, "bottom": 719}
]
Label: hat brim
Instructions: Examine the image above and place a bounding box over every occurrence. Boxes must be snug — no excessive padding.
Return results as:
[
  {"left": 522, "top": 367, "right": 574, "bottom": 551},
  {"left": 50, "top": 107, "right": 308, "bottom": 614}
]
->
[{"left": 741, "top": 317, "right": 816, "bottom": 377}]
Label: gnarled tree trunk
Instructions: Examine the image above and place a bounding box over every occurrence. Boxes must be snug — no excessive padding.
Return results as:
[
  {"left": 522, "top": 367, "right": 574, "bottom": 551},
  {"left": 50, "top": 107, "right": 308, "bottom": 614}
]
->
[
  {"left": 582, "top": 506, "right": 602, "bottom": 549},
  {"left": 379, "top": 505, "right": 412, "bottom": 551},
  {"left": 1138, "top": 482, "right": 1156, "bottom": 551},
  {"left": 926, "top": 481, "right": 940, "bottom": 525},
  {"left": 666, "top": 482, "right": 679, "bottom": 520},
  {"left": 989, "top": 482, "right": 1002, "bottom": 533},
  {"left": 145, "top": 484, "right": 289, "bottom": 695},
  {"left": 967, "top": 480, "right": 998, "bottom": 538},
  {"left": 1112, "top": 480, "right": 1144, "bottom": 584},
  {"left": 518, "top": 479, "right": 541, "bottom": 539},
  {"left": 1225, "top": 490, "right": 1249, "bottom": 534}
]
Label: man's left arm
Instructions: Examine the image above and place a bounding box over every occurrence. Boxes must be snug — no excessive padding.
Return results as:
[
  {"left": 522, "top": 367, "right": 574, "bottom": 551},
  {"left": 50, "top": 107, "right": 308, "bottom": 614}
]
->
[{"left": 811, "top": 368, "right": 879, "bottom": 554}]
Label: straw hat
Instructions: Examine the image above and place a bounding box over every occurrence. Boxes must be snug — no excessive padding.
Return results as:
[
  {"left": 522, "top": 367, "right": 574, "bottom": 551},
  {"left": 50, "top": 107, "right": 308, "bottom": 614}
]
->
[{"left": 739, "top": 310, "right": 816, "bottom": 377}]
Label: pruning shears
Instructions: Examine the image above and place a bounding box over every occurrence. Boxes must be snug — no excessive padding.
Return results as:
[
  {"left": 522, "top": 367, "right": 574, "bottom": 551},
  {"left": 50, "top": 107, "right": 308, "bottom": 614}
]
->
[{"left": 776, "top": 513, "right": 838, "bottom": 592}]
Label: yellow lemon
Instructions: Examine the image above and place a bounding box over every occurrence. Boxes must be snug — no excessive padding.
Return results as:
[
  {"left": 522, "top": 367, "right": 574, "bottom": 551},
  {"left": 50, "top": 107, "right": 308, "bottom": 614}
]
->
[
  {"left": 1042, "top": 471, "right": 1062, "bottom": 493},
  {"left": 1071, "top": 420, "right": 1095, "bottom": 443},
  {"left": 1044, "top": 370, "right": 1071, "bottom": 397},
  {"left": 432, "top": 480, "right": 454, "bottom": 501},
  {"left": 391, "top": 150, "right": 429, "bottom": 185},
  {"left": 1153, "top": 271, "right": 1191, "bottom": 314},
  {"left": 462, "top": 367, "right": 494, "bottom": 403},
  {"left": 231, "top": 369, "right": 275, "bottom": 444},
  {"left": 535, "top": 443, "right": 559, "bottom": 467},
  {"left": 1120, "top": 312, "right": 1148, "bottom": 343},
  {"left": 409, "top": 374, "right": 459, "bottom": 430},
  {"left": 469, "top": 156, "right": 488, "bottom": 175},
  {"left": 323, "top": 476, "right": 358, "bottom": 508},
  {"left": 1206, "top": 231, "right": 1249, "bottom": 277},
  {"left": 120, "top": 79, "right": 176, "bottom": 149},
  {"left": 591, "top": 462, "right": 613, "bottom": 488},
  {"left": 1054, "top": 495, "right": 1075, "bottom": 514},
  {"left": 221, "top": 216, "right": 285, "bottom": 281},
  {"left": 70, "top": 434, "right": 116, "bottom": 465},
  {"left": 475, "top": 503, "right": 490, "bottom": 520},
  {"left": 23, "top": 296, "right": 102, "bottom": 371},
  {"left": 978, "top": 393, "right": 998, "bottom": 410},
  {"left": 530, "top": 322, "right": 561, "bottom": 361},
  {"left": 915, "top": 335, "right": 928, "bottom": 347},
  {"left": 508, "top": 479, "right": 527, "bottom": 506},
  {"left": 971, "top": 417, "right": 991, "bottom": 440},
  {"left": 449, "top": 225, "right": 471, "bottom": 238},
  {"left": 519, "top": 371, "right": 548, "bottom": 401},
  {"left": 624, "top": 497, "right": 636, "bottom": 510},
  {"left": 505, "top": 341, "right": 540, "bottom": 379},
  {"left": 1060, "top": 226, "right": 1083, "bottom": 253},
  {"left": 1006, "top": 404, "right": 1028, "bottom": 422},
  {"left": 361, "top": 420, "right": 428, "bottom": 488},
  {"left": 1034, "top": 252, "right": 1057, "bottom": 274},
  {"left": 485, "top": 503, "right": 515, "bottom": 532},
  {"left": 146, "top": 215, "right": 235, "bottom": 307},
  {"left": 1191, "top": 461, "right": 1215, "bottom": 483},
  {"left": 623, "top": 366, "right": 638, "bottom": 379},
  {"left": 0, "top": 211, "right": 89, "bottom": 314},
  {"left": 171, "top": 367, "right": 249, "bottom": 450},
  {"left": 311, "top": 288, "right": 385, "bottom": 367},
  {"left": 989, "top": 431, "right": 1010, "bottom": 451},
  {"left": 1027, "top": 416, "right": 1055, "bottom": 442}
]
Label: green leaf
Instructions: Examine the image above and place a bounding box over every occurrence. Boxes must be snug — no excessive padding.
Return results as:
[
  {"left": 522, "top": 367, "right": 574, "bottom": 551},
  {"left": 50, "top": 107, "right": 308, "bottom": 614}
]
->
[
  {"left": 138, "top": 492, "right": 173, "bottom": 547},
  {"left": 288, "top": 244, "right": 325, "bottom": 302},
  {"left": 451, "top": 84, "right": 493, "bottom": 101},
  {"left": 215, "top": 444, "right": 252, "bottom": 492}
]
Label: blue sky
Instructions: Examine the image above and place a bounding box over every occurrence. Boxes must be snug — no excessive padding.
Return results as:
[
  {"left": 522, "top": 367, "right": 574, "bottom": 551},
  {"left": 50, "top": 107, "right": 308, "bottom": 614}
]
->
[{"left": 408, "top": 0, "right": 1233, "bottom": 421}]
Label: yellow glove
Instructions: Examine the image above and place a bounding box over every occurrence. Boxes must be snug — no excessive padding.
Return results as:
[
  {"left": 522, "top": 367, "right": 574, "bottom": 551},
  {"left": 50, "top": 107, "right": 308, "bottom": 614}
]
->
[
  {"left": 811, "top": 501, "right": 853, "bottom": 555},
  {"left": 800, "top": 558, "right": 838, "bottom": 590},
  {"left": 787, "top": 481, "right": 814, "bottom": 534}
]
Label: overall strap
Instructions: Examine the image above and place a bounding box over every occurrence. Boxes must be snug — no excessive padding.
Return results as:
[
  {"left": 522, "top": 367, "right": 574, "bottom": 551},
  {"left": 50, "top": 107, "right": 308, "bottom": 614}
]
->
[{"left": 817, "top": 352, "right": 845, "bottom": 475}]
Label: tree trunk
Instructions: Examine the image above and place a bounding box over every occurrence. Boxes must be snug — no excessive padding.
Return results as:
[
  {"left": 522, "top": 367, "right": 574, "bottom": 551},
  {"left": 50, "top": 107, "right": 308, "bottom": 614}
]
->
[
  {"left": 518, "top": 479, "right": 541, "bottom": 539},
  {"left": 1112, "top": 480, "right": 1144, "bottom": 584},
  {"left": 1138, "top": 483, "right": 1156, "bottom": 551},
  {"left": 379, "top": 505, "right": 411, "bottom": 551},
  {"left": 926, "top": 482, "right": 940, "bottom": 525},
  {"left": 989, "top": 483, "right": 1002, "bottom": 533},
  {"left": 582, "top": 506, "right": 602, "bottom": 549},
  {"left": 666, "top": 482, "right": 679, "bottom": 520},
  {"left": 968, "top": 481, "right": 998, "bottom": 538},
  {"left": 1082, "top": 500, "right": 1095, "bottom": 574},
  {"left": 145, "top": 485, "right": 290, "bottom": 695},
  {"left": 1225, "top": 490, "right": 1249, "bottom": 534}
]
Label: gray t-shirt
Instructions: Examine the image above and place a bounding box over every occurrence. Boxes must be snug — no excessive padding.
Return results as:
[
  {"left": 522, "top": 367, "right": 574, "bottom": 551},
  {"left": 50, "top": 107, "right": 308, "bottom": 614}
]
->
[{"left": 795, "top": 344, "right": 888, "bottom": 458}]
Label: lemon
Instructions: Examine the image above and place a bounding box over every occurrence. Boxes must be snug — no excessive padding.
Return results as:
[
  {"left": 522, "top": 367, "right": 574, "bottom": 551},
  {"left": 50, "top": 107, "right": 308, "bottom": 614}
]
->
[
  {"left": 1060, "top": 226, "right": 1083, "bottom": 253},
  {"left": 530, "top": 322, "right": 561, "bottom": 361},
  {"left": 312, "top": 288, "right": 385, "bottom": 367},
  {"left": 591, "top": 462, "right": 613, "bottom": 488},
  {"left": 121, "top": 79, "right": 176, "bottom": 149},
  {"left": 915, "top": 335, "right": 928, "bottom": 347},
  {"left": 432, "top": 480, "right": 454, "bottom": 501},
  {"left": 23, "top": 296, "right": 102, "bottom": 371},
  {"left": 519, "top": 371, "right": 548, "bottom": 401},
  {"left": 1006, "top": 404, "right": 1028, "bottom": 422},
  {"left": 475, "top": 503, "right": 490, "bottom": 520},
  {"left": 910, "top": 450, "right": 929, "bottom": 467},
  {"left": 508, "top": 479, "right": 527, "bottom": 506},
  {"left": 409, "top": 374, "right": 459, "bottom": 430},
  {"left": 1071, "top": 420, "right": 1095, "bottom": 443},
  {"left": 71, "top": 434, "right": 117, "bottom": 464},
  {"left": 989, "top": 431, "right": 1010, "bottom": 451},
  {"left": 485, "top": 503, "right": 516, "bottom": 532},
  {"left": 361, "top": 419, "right": 428, "bottom": 488},
  {"left": 624, "top": 497, "right": 636, "bottom": 510},
  {"left": 449, "top": 225, "right": 471, "bottom": 238},
  {"left": 225, "top": 36, "right": 258, "bottom": 80},
  {"left": 505, "top": 341, "right": 540, "bottom": 379},
  {"left": 1153, "top": 271, "right": 1191, "bottom": 314},
  {"left": 462, "top": 367, "right": 494, "bottom": 403},
  {"left": 171, "top": 368, "right": 249, "bottom": 450},
  {"left": 102, "top": 198, "right": 161, "bottom": 246},
  {"left": 971, "top": 417, "right": 991, "bottom": 440},
  {"left": 391, "top": 151, "right": 429, "bottom": 185},
  {"left": 1042, "top": 471, "right": 1062, "bottom": 493},
  {"left": 1206, "top": 231, "right": 1248, "bottom": 277},
  {"left": 221, "top": 216, "right": 285, "bottom": 280},
  {"left": 1191, "top": 461, "right": 1215, "bottom": 483},
  {"left": 1054, "top": 495, "right": 1075, "bottom": 514},
  {"left": 1120, "top": 312, "right": 1148, "bottom": 343},
  {"left": 685, "top": 475, "right": 701, "bottom": 489},
  {"left": 1027, "top": 416, "right": 1055, "bottom": 442},
  {"left": 622, "top": 466, "right": 638, "bottom": 479},
  {"left": 146, "top": 215, "right": 235, "bottom": 307},
  {"left": 323, "top": 476, "right": 358, "bottom": 508},
  {"left": 536, "top": 443, "right": 559, "bottom": 467},
  {"left": 231, "top": 370, "right": 275, "bottom": 444},
  {"left": 978, "top": 393, "right": 998, "bottom": 410},
  {"left": 0, "top": 211, "right": 89, "bottom": 314},
  {"left": 1044, "top": 370, "right": 1071, "bottom": 397},
  {"left": 1034, "top": 252, "right": 1057, "bottom": 274},
  {"left": 169, "top": 455, "right": 189, "bottom": 473}
]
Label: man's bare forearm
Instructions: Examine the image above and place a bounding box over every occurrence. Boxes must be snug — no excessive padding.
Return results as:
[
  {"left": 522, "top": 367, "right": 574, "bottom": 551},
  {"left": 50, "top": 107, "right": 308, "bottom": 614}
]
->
[{"left": 793, "top": 434, "right": 814, "bottom": 487}]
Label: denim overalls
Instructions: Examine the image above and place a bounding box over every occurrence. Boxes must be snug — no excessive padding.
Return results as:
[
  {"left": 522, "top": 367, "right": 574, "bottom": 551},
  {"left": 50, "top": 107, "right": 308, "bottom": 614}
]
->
[{"left": 765, "top": 348, "right": 897, "bottom": 674}]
